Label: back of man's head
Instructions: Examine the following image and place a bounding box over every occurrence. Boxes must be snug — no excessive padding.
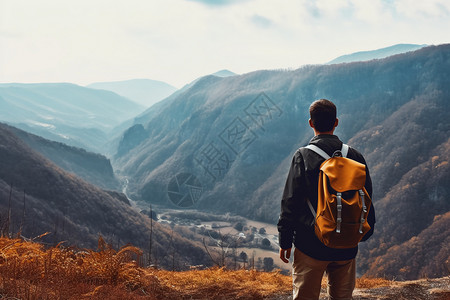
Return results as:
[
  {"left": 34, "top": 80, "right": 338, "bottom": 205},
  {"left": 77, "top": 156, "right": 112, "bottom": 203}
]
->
[{"left": 309, "top": 99, "right": 337, "bottom": 132}]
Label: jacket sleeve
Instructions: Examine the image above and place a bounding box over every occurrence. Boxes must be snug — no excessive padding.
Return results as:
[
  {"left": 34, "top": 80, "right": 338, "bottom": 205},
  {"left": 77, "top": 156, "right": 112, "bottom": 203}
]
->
[
  {"left": 277, "top": 151, "right": 307, "bottom": 249},
  {"left": 361, "top": 160, "right": 376, "bottom": 242}
]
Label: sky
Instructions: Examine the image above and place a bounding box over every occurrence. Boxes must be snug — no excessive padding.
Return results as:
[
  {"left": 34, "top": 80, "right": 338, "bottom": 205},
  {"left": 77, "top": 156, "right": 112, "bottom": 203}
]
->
[{"left": 1, "top": 0, "right": 449, "bottom": 88}]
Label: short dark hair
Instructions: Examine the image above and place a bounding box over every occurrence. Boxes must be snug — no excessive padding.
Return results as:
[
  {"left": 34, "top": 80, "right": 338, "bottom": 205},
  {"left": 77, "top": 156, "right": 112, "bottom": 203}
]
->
[{"left": 309, "top": 99, "right": 337, "bottom": 132}]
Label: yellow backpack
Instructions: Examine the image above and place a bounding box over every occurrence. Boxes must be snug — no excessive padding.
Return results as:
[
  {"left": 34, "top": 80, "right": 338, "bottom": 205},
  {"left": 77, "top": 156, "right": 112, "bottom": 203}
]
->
[{"left": 305, "top": 144, "right": 372, "bottom": 249}]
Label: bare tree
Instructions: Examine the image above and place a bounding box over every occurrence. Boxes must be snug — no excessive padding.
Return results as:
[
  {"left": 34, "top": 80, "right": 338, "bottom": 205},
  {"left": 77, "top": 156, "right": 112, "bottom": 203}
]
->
[
  {"left": 4, "top": 183, "right": 13, "bottom": 238},
  {"left": 153, "top": 244, "right": 158, "bottom": 269},
  {"left": 232, "top": 246, "right": 237, "bottom": 270},
  {"left": 250, "top": 250, "right": 256, "bottom": 270},
  {"left": 202, "top": 229, "right": 245, "bottom": 268},
  {"left": 169, "top": 227, "right": 176, "bottom": 271},
  {"left": 18, "top": 189, "right": 26, "bottom": 237},
  {"left": 53, "top": 215, "right": 59, "bottom": 246},
  {"left": 239, "top": 251, "right": 248, "bottom": 269},
  {"left": 148, "top": 204, "right": 153, "bottom": 266}
]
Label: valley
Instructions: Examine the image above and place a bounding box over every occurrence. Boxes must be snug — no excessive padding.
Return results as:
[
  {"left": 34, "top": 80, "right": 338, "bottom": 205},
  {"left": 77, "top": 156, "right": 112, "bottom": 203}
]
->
[
  {"left": 130, "top": 201, "right": 288, "bottom": 272},
  {"left": 0, "top": 44, "right": 449, "bottom": 280}
]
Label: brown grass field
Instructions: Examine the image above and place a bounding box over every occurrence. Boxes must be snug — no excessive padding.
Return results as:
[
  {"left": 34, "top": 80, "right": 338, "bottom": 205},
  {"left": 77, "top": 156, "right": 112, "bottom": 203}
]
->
[{"left": 0, "top": 236, "right": 448, "bottom": 299}]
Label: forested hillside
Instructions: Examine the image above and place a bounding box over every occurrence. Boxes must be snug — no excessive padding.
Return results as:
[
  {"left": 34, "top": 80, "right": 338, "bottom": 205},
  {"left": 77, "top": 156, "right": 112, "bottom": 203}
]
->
[
  {"left": 0, "top": 124, "right": 208, "bottom": 269},
  {"left": 350, "top": 94, "right": 450, "bottom": 279},
  {"left": 113, "top": 44, "right": 450, "bottom": 279},
  {"left": 6, "top": 124, "right": 120, "bottom": 191}
]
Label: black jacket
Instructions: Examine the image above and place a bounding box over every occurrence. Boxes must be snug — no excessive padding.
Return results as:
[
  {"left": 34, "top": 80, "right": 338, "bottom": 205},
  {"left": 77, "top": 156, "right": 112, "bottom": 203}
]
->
[{"left": 277, "top": 134, "right": 375, "bottom": 261}]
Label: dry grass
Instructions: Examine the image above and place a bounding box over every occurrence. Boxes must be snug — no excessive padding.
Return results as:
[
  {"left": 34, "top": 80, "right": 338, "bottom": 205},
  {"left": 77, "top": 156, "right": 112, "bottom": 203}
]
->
[
  {"left": 0, "top": 236, "right": 413, "bottom": 300},
  {"left": 155, "top": 268, "right": 291, "bottom": 299},
  {"left": 355, "top": 277, "right": 395, "bottom": 289},
  {"left": 0, "top": 235, "right": 150, "bottom": 299},
  {"left": 0, "top": 236, "right": 292, "bottom": 299}
]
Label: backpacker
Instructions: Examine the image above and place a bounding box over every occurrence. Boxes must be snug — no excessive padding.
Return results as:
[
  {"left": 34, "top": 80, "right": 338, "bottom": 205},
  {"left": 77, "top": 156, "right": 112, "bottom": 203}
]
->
[{"left": 305, "top": 144, "right": 372, "bottom": 249}]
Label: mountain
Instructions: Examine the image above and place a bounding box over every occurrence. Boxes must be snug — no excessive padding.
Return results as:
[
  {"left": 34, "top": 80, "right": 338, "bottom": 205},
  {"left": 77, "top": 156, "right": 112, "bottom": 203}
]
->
[
  {"left": 0, "top": 83, "right": 145, "bottom": 153},
  {"left": 353, "top": 128, "right": 450, "bottom": 280},
  {"left": 326, "top": 44, "right": 427, "bottom": 64},
  {"left": 5, "top": 124, "right": 120, "bottom": 191},
  {"left": 211, "top": 69, "right": 237, "bottom": 77},
  {"left": 112, "top": 44, "right": 450, "bottom": 279},
  {"left": 0, "top": 123, "right": 208, "bottom": 268},
  {"left": 87, "top": 79, "right": 177, "bottom": 108},
  {"left": 107, "top": 70, "right": 238, "bottom": 157}
]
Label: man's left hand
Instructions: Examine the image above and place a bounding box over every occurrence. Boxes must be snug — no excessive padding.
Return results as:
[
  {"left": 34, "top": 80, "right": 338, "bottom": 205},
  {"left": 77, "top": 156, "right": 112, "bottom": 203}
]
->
[{"left": 279, "top": 248, "right": 291, "bottom": 263}]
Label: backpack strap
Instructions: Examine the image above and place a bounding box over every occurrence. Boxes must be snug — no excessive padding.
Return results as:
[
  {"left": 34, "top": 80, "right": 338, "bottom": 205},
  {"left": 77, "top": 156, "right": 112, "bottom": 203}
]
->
[
  {"left": 305, "top": 143, "right": 349, "bottom": 159},
  {"left": 306, "top": 199, "right": 316, "bottom": 220},
  {"left": 304, "top": 144, "right": 330, "bottom": 160},
  {"left": 303, "top": 143, "right": 349, "bottom": 222},
  {"left": 304, "top": 144, "right": 329, "bottom": 222},
  {"left": 341, "top": 144, "right": 349, "bottom": 158}
]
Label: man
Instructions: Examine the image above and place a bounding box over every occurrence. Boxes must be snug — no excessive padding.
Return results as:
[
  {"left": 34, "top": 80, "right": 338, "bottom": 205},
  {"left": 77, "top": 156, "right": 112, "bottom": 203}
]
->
[{"left": 277, "top": 99, "right": 375, "bottom": 300}]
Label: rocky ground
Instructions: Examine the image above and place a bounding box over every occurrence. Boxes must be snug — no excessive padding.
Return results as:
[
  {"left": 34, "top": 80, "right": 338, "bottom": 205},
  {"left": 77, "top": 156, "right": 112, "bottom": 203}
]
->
[{"left": 270, "top": 276, "right": 450, "bottom": 300}]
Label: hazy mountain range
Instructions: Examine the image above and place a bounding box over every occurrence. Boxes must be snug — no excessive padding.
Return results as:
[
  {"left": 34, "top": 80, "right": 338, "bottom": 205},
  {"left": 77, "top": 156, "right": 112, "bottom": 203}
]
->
[
  {"left": 326, "top": 43, "right": 427, "bottom": 64},
  {"left": 87, "top": 79, "right": 177, "bottom": 108},
  {"left": 0, "top": 45, "right": 448, "bottom": 279},
  {"left": 0, "top": 83, "right": 145, "bottom": 153},
  {"left": 87, "top": 70, "right": 236, "bottom": 108}
]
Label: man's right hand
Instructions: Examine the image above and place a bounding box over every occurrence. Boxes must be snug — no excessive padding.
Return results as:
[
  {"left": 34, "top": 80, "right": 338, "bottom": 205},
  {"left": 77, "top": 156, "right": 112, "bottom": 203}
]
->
[{"left": 279, "top": 248, "right": 291, "bottom": 263}]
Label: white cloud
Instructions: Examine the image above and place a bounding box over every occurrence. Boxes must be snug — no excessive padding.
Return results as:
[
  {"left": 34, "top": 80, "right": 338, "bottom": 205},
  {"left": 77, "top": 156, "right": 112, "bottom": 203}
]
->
[
  {"left": 0, "top": 0, "right": 449, "bottom": 87},
  {"left": 186, "top": 0, "right": 248, "bottom": 6},
  {"left": 250, "top": 14, "right": 273, "bottom": 29},
  {"left": 393, "top": 0, "right": 450, "bottom": 18}
]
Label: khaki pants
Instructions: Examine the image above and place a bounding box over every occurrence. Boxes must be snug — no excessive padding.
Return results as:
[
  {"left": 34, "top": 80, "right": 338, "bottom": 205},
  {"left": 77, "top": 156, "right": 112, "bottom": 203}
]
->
[{"left": 292, "top": 248, "right": 356, "bottom": 300}]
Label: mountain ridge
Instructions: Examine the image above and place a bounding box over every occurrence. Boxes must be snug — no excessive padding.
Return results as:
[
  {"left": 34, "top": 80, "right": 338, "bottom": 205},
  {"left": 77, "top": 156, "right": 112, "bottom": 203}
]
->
[
  {"left": 326, "top": 43, "right": 427, "bottom": 64},
  {"left": 87, "top": 78, "right": 177, "bottom": 108},
  {"left": 5, "top": 123, "right": 120, "bottom": 191},
  {"left": 0, "top": 83, "right": 145, "bottom": 153},
  {"left": 112, "top": 44, "right": 450, "bottom": 279},
  {"left": 0, "top": 123, "right": 208, "bottom": 269},
  {"left": 211, "top": 69, "right": 237, "bottom": 77}
]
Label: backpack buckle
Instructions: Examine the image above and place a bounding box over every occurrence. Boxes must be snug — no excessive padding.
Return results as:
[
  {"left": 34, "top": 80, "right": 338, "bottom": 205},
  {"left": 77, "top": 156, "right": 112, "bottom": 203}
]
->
[
  {"left": 336, "top": 193, "right": 342, "bottom": 233},
  {"left": 332, "top": 150, "right": 343, "bottom": 157}
]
